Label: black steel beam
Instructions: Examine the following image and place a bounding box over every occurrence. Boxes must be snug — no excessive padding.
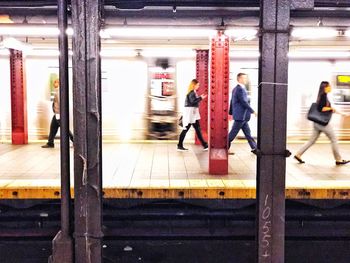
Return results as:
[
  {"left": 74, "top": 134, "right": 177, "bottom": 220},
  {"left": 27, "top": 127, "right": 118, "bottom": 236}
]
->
[
  {"left": 71, "top": 0, "right": 103, "bottom": 262},
  {"left": 106, "top": 0, "right": 350, "bottom": 8},
  {"left": 0, "top": 1, "right": 58, "bottom": 7},
  {"left": 0, "top": 0, "right": 349, "bottom": 8},
  {"left": 0, "top": 8, "right": 58, "bottom": 16},
  {"left": 290, "top": 9, "right": 350, "bottom": 18},
  {"left": 256, "top": 0, "right": 291, "bottom": 262},
  {"left": 49, "top": 0, "right": 73, "bottom": 262},
  {"left": 1, "top": 7, "right": 349, "bottom": 20},
  {"left": 290, "top": 0, "right": 314, "bottom": 10},
  {"left": 104, "top": 9, "right": 259, "bottom": 19},
  {"left": 0, "top": 0, "right": 350, "bottom": 8}
]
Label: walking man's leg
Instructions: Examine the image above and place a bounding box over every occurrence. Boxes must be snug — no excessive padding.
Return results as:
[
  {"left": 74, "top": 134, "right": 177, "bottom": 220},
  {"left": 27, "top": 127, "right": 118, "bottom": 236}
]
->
[
  {"left": 228, "top": 120, "right": 243, "bottom": 149},
  {"left": 241, "top": 122, "right": 257, "bottom": 150}
]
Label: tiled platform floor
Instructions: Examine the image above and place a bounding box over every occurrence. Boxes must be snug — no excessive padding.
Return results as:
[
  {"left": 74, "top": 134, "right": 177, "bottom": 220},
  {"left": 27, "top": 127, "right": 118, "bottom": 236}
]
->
[{"left": 0, "top": 141, "right": 349, "bottom": 199}]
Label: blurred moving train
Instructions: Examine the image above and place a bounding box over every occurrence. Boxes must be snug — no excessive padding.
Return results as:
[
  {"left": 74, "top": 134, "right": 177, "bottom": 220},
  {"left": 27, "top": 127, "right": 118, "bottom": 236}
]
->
[{"left": 1, "top": 42, "right": 350, "bottom": 141}]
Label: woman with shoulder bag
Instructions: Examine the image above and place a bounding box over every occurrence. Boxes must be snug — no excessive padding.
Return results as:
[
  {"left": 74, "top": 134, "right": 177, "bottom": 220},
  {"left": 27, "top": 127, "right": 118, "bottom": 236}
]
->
[
  {"left": 294, "top": 81, "right": 349, "bottom": 165},
  {"left": 177, "top": 79, "right": 208, "bottom": 151}
]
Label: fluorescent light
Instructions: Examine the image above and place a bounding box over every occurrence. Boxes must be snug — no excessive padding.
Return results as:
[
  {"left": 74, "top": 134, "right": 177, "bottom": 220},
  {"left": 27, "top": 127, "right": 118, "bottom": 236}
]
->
[
  {"left": 0, "top": 25, "right": 76, "bottom": 37},
  {"left": 141, "top": 48, "right": 196, "bottom": 58},
  {"left": 0, "top": 49, "right": 10, "bottom": 55},
  {"left": 103, "top": 27, "right": 216, "bottom": 38},
  {"left": 0, "top": 15, "right": 13, "bottom": 23},
  {"left": 100, "top": 49, "right": 138, "bottom": 57},
  {"left": 0, "top": 25, "right": 60, "bottom": 36},
  {"left": 291, "top": 28, "right": 339, "bottom": 39},
  {"left": 25, "top": 49, "right": 60, "bottom": 56},
  {"left": 0, "top": 37, "right": 32, "bottom": 51},
  {"left": 0, "top": 25, "right": 259, "bottom": 40},
  {"left": 225, "top": 28, "right": 258, "bottom": 40},
  {"left": 229, "top": 50, "right": 260, "bottom": 58},
  {"left": 100, "top": 29, "right": 111, "bottom": 38},
  {"left": 288, "top": 51, "right": 350, "bottom": 59},
  {"left": 149, "top": 67, "right": 175, "bottom": 73},
  {"left": 230, "top": 48, "right": 350, "bottom": 59},
  {"left": 23, "top": 49, "right": 73, "bottom": 57},
  {"left": 66, "top": 28, "right": 74, "bottom": 36}
]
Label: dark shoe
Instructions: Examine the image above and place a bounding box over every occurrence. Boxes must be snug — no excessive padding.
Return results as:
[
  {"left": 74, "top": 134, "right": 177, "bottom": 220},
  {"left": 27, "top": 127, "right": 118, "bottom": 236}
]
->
[
  {"left": 203, "top": 143, "right": 208, "bottom": 151},
  {"left": 336, "top": 160, "right": 350, "bottom": 165},
  {"left": 251, "top": 148, "right": 258, "bottom": 155},
  {"left": 294, "top": 155, "right": 305, "bottom": 164},
  {"left": 41, "top": 143, "right": 54, "bottom": 148},
  {"left": 177, "top": 146, "right": 188, "bottom": 151}
]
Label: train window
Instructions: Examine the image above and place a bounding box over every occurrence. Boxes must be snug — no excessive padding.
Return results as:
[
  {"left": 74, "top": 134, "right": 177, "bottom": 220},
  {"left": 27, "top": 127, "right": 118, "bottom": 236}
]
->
[
  {"left": 148, "top": 67, "right": 177, "bottom": 139},
  {"left": 336, "top": 75, "right": 350, "bottom": 86},
  {"left": 334, "top": 74, "right": 350, "bottom": 104}
]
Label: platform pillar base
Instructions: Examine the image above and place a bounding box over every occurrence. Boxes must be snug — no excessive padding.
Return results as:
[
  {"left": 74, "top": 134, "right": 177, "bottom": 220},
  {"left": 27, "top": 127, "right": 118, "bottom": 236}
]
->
[
  {"left": 209, "top": 149, "right": 228, "bottom": 175},
  {"left": 50, "top": 231, "right": 73, "bottom": 263}
]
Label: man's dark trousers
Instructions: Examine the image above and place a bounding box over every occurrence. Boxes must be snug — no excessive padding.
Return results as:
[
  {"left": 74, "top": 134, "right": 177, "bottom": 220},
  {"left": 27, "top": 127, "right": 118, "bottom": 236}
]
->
[
  {"left": 47, "top": 115, "right": 74, "bottom": 146},
  {"left": 228, "top": 120, "right": 256, "bottom": 150}
]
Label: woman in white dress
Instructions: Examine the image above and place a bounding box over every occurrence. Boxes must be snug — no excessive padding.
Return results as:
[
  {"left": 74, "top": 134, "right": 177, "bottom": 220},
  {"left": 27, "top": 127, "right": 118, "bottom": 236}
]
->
[{"left": 177, "top": 79, "right": 208, "bottom": 151}]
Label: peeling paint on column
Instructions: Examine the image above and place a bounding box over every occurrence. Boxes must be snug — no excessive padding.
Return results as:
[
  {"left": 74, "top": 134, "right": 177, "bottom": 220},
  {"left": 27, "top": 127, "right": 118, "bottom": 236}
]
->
[{"left": 71, "top": 0, "right": 103, "bottom": 262}]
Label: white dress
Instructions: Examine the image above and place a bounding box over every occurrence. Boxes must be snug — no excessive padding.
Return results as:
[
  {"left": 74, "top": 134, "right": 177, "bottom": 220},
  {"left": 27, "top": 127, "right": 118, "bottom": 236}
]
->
[{"left": 182, "top": 107, "right": 200, "bottom": 129}]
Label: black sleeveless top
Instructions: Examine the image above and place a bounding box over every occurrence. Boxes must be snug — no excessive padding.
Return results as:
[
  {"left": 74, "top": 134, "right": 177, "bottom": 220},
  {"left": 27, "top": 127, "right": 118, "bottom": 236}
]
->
[{"left": 317, "top": 94, "right": 331, "bottom": 112}]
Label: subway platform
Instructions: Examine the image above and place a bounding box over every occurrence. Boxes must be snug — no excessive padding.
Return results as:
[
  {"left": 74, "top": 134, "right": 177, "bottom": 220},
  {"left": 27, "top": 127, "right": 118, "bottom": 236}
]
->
[{"left": 0, "top": 141, "right": 349, "bottom": 200}]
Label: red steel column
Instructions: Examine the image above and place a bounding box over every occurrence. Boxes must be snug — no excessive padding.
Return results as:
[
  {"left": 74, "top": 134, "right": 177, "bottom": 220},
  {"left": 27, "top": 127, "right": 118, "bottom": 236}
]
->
[
  {"left": 209, "top": 32, "right": 229, "bottom": 175},
  {"left": 195, "top": 49, "right": 209, "bottom": 145},
  {"left": 9, "top": 49, "right": 28, "bottom": 145}
]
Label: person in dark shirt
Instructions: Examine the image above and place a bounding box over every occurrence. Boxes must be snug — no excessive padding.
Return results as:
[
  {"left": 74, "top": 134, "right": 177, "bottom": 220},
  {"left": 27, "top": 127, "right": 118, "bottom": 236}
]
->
[
  {"left": 177, "top": 79, "right": 208, "bottom": 151},
  {"left": 294, "top": 81, "right": 349, "bottom": 165}
]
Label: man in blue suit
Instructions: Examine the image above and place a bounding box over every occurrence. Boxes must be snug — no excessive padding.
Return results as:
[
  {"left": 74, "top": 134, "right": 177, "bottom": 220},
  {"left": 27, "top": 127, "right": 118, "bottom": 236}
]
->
[{"left": 228, "top": 73, "right": 257, "bottom": 153}]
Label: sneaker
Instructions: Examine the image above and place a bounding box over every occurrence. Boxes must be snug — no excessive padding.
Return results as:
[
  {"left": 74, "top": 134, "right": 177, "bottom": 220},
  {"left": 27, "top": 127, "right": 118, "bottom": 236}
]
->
[
  {"left": 336, "top": 160, "right": 350, "bottom": 165},
  {"left": 203, "top": 143, "right": 208, "bottom": 151},
  {"left": 177, "top": 146, "right": 188, "bottom": 151},
  {"left": 41, "top": 143, "right": 54, "bottom": 148}
]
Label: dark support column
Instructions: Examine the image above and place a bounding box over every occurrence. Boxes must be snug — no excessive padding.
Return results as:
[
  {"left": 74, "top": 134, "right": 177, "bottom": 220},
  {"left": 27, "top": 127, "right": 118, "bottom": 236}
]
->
[
  {"left": 50, "top": 0, "right": 73, "bottom": 262},
  {"left": 195, "top": 49, "right": 209, "bottom": 145},
  {"left": 256, "top": 0, "right": 313, "bottom": 262},
  {"left": 257, "top": 1, "right": 289, "bottom": 261},
  {"left": 209, "top": 32, "right": 229, "bottom": 175},
  {"left": 9, "top": 49, "right": 27, "bottom": 145},
  {"left": 71, "top": 0, "right": 103, "bottom": 262}
]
